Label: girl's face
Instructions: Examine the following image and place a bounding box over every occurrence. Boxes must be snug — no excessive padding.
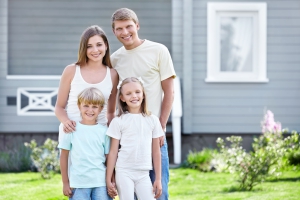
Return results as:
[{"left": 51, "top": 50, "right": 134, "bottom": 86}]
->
[
  {"left": 78, "top": 103, "right": 103, "bottom": 125},
  {"left": 86, "top": 35, "right": 107, "bottom": 63},
  {"left": 120, "top": 81, "right": 144, "bottom": 113}
]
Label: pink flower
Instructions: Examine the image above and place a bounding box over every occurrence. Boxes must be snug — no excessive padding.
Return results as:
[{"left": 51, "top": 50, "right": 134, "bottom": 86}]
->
[
  {"left": 261, "top": 110, "right": 282, "bottom": 133},
  {"left": 274, "top": 123, "right": 281, "bottom": 132}
]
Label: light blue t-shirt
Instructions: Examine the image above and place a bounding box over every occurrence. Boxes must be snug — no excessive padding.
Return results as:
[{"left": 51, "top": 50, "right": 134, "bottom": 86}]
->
[{"left": 58, "top": 122, "right": 110, "bottom": 188}]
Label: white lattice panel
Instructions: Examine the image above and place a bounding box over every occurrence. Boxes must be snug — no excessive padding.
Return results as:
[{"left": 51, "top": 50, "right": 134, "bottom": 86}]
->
[{"left": 17, "top": 88, "right": 58, "bottom": 116}]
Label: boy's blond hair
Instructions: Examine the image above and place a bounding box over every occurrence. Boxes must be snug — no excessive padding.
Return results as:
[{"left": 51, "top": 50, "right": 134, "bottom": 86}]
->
[
  {"left": 77, "top": 87, "right": 105, "bottom": 107},
  {"left": 111, "top": 8, "right": 139, "bottom": 29}
]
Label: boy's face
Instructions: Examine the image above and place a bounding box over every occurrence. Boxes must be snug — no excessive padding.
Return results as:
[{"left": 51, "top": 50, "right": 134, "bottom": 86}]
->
[
  {"left": 113, "top": 20, "right": 140, "bottom": 50},
  {"left": 79, "top": 103, "right": 103, "bottom": 125}
]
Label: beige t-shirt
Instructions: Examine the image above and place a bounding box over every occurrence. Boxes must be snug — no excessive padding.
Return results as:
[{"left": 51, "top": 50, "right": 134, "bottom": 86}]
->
[
  {"left": 111, "top": 40, "right": 176, "bottom": 117},
  {"left": 106, "top": 113, "right": 164, "bottom": 170}
]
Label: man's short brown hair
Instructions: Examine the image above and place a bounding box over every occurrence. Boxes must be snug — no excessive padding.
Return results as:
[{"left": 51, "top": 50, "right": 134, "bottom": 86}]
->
[{"left": 111, "top": 8, "right": 139, "bottom": 29}]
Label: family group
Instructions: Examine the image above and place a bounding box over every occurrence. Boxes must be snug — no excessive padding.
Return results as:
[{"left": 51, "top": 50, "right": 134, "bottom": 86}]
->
[{"left": 54, "top": 8, "right": 176, "bottom": 200}]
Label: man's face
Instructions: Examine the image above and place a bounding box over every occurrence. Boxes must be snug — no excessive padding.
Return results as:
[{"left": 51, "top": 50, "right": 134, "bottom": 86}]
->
[{"left": 113, "top": 20, "right": 140, "bottom": 50}]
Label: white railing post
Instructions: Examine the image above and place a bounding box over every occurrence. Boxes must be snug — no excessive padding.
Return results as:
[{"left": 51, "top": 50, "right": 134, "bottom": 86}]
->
[{"left": 172, "top": 77, "right": 182, "bottom": 164}]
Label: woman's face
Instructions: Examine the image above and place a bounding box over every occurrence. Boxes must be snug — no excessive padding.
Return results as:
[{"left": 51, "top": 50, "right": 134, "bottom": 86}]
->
[{"left": 86, "top": 35, "right": 107, "bottom": 63}]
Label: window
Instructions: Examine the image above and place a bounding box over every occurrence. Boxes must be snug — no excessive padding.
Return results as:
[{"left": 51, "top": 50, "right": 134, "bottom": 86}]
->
[{"left": 206, "top": 2, "right": 268, "bottom": 83}]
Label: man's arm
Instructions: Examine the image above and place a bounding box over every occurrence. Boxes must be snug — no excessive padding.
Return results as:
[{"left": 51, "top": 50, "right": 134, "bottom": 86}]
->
[{"left": 159, "top": 77, "right": 174, "bottom": 146}]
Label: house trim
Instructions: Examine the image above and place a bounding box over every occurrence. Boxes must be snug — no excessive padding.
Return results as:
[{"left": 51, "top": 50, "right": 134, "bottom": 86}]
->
[
  {"left": 7, "top": 75, "right": 61, "bottom": 80},
  {"left": 182, "top": 0, "right": 193, "bottom": 133}
]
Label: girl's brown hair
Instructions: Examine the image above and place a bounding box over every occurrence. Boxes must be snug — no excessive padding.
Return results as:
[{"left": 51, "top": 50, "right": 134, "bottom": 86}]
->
[
  {"left": 76, "top": 25, "right": 112, "bottom": 68},
  {"left": 117, "top": 77, "right": 150, "bottom": 117}
]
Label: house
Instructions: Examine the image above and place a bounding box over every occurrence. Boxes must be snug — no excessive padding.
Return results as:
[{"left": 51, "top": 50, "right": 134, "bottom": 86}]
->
[{"left": 0, "top": 0, "right": 299, "bottom": 164}]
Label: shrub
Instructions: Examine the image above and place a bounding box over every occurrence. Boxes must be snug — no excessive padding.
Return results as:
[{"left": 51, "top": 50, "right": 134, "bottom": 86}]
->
[
  {"left": 284, "top": 131, "right": 300, "bottom": 165},
  {"left": 184, "top": 148, "right": 217, "bottom": 172},
  {"left": 0, "top": 145, "right": 34, "bottom": 172},
  {"left": 25, "top": 138, "right": 60, "bottom": 179},
  {"left": 216, "top": 110, "right": 287, "bottom": 191},
  {"left": 217, "top": 134, "right": 285, "bottom": 191}
]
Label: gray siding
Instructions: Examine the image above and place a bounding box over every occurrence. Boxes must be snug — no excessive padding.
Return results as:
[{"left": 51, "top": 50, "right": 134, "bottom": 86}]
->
[
  {"left": 8, "top": 0, "right": 172, "bottom": 75},
  {"left": 0, "top": 0, "right": 8, "bottom": 132},
  {"left": 0, "top": 0, "right": 7, "bottom": 79},
  {"left": 0, "top": 0, "right": 171, "bottom": 133},
  {"left": 175, "top": 0, "right": 300, "bottom": 133},
  {"left": 172, "top": 0, "right": 183, "bottom": 77}
]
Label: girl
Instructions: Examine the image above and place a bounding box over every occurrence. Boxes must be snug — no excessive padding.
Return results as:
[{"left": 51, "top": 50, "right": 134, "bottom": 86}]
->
[
  {"left": 59, "top": 87, "right": 112, "bottom": 199},
  {"left": 106, "top": 77, "right": 163, "bottom": 200},
  {"left": 55, "top": 25, "right": 118, "bottom": 138}
]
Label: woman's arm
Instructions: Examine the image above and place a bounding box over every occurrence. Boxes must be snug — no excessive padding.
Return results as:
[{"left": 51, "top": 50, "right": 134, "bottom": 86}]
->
[
  {"left": 55, "top": 64, "right": 76, "bottom": 133},
  {"left": 106, "top": 138, "right": 120, "bottom": 198},
  {"left": 60, "top": 149, "right": 72, "bottom": 197},
  {"left": 107, "top": 69, "right": 119, "bottom": 126},
  {"left": 152, "top": 137, "right": 162, "bottom": 198}
]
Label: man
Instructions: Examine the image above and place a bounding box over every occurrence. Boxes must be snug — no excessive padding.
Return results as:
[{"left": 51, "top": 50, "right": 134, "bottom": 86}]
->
[{"left": 110, "top": 8, "right": 176, "bottom": 200}]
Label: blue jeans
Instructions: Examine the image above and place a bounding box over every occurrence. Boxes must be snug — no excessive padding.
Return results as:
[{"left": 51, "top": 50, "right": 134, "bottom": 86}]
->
[
  {"left": 150, "top": 138, "right": 169, "bottom": 200},
  {"left": 70, "top": 187, "right": 112, "bottom": 200},
  {"left": 134, "top": 138, "right": 169, "bottom": 200}
]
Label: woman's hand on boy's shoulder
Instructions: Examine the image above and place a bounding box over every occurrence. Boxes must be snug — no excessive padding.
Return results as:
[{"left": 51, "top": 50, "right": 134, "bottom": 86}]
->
[{"left": 63, "top": 119, "right": 76, "bottom": 133}]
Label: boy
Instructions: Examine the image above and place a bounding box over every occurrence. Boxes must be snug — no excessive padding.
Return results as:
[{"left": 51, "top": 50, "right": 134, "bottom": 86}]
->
[
  {"left": 58, "top": 87, "right": 112, "bottom": 200},
  {"left": 110, "top": 8, "right": 176, "bottom": 200}
]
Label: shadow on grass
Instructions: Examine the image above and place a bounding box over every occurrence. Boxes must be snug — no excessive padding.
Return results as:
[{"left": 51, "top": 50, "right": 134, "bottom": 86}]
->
[
  {"left": 6, "top": 178, "right": 41, "bottom": 184},
  {"left": 266, "top": 177, "right": 300, "bottom": 182},
  {"left": 222, "top": 186, "right": 262, "bottom": 193}
]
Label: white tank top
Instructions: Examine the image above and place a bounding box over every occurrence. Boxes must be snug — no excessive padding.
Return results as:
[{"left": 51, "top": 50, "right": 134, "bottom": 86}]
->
[{"left": 65, "top": 65, "right": 112, "bottom": 126}]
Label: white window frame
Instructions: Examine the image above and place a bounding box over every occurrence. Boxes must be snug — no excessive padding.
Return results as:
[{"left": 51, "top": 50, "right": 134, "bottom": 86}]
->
[{"left": 206, "top": 2, "right": 268, "bottom": 83}]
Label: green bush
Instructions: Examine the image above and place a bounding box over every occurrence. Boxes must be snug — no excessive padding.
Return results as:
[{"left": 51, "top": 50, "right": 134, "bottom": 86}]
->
[
  {"left": 288, "top": 150, "right": 300, "bottom": 165},
  {"left": 0, "top": 145, "right": 33, "bottom": 172},
  {"left": 284, "top": 131, "right": 300, "bottom": 166},
  {"left": 25, "top": 138, "right": 60, "bottom": 179},
  {"left": 215, "top": 111, "right": 298, "bottom": 191},
  {"left": 217, "top": 135, "right": 285, "bottom": 191},
  {"left": 184, "top": 148, "right": 217, "bottom": 172}
]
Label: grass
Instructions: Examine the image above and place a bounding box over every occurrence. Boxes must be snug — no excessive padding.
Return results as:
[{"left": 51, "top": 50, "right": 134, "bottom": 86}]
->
[
  {"left": 169, "top": 169, "right": 300, "bottom": 200},
  {"left": 0, "top": 169, "right": 299, "bottom": 200}
]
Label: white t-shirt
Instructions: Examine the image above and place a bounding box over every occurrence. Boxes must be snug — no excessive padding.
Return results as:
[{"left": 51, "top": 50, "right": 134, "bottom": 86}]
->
[
  {"left": 111, "top": 40, "right": 176, "bottom": 117},
  {"left": 106, "top": 113, "right": 164, "bottom": 170}
]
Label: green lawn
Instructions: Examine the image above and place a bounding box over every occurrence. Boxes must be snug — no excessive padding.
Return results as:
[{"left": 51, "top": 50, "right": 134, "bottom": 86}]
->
[
  {"left": 0, "top": 169, "right": 299, "bottom": 200},
  {"left": 169, "top": 169, "right": 300, "bottom": 200}
]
